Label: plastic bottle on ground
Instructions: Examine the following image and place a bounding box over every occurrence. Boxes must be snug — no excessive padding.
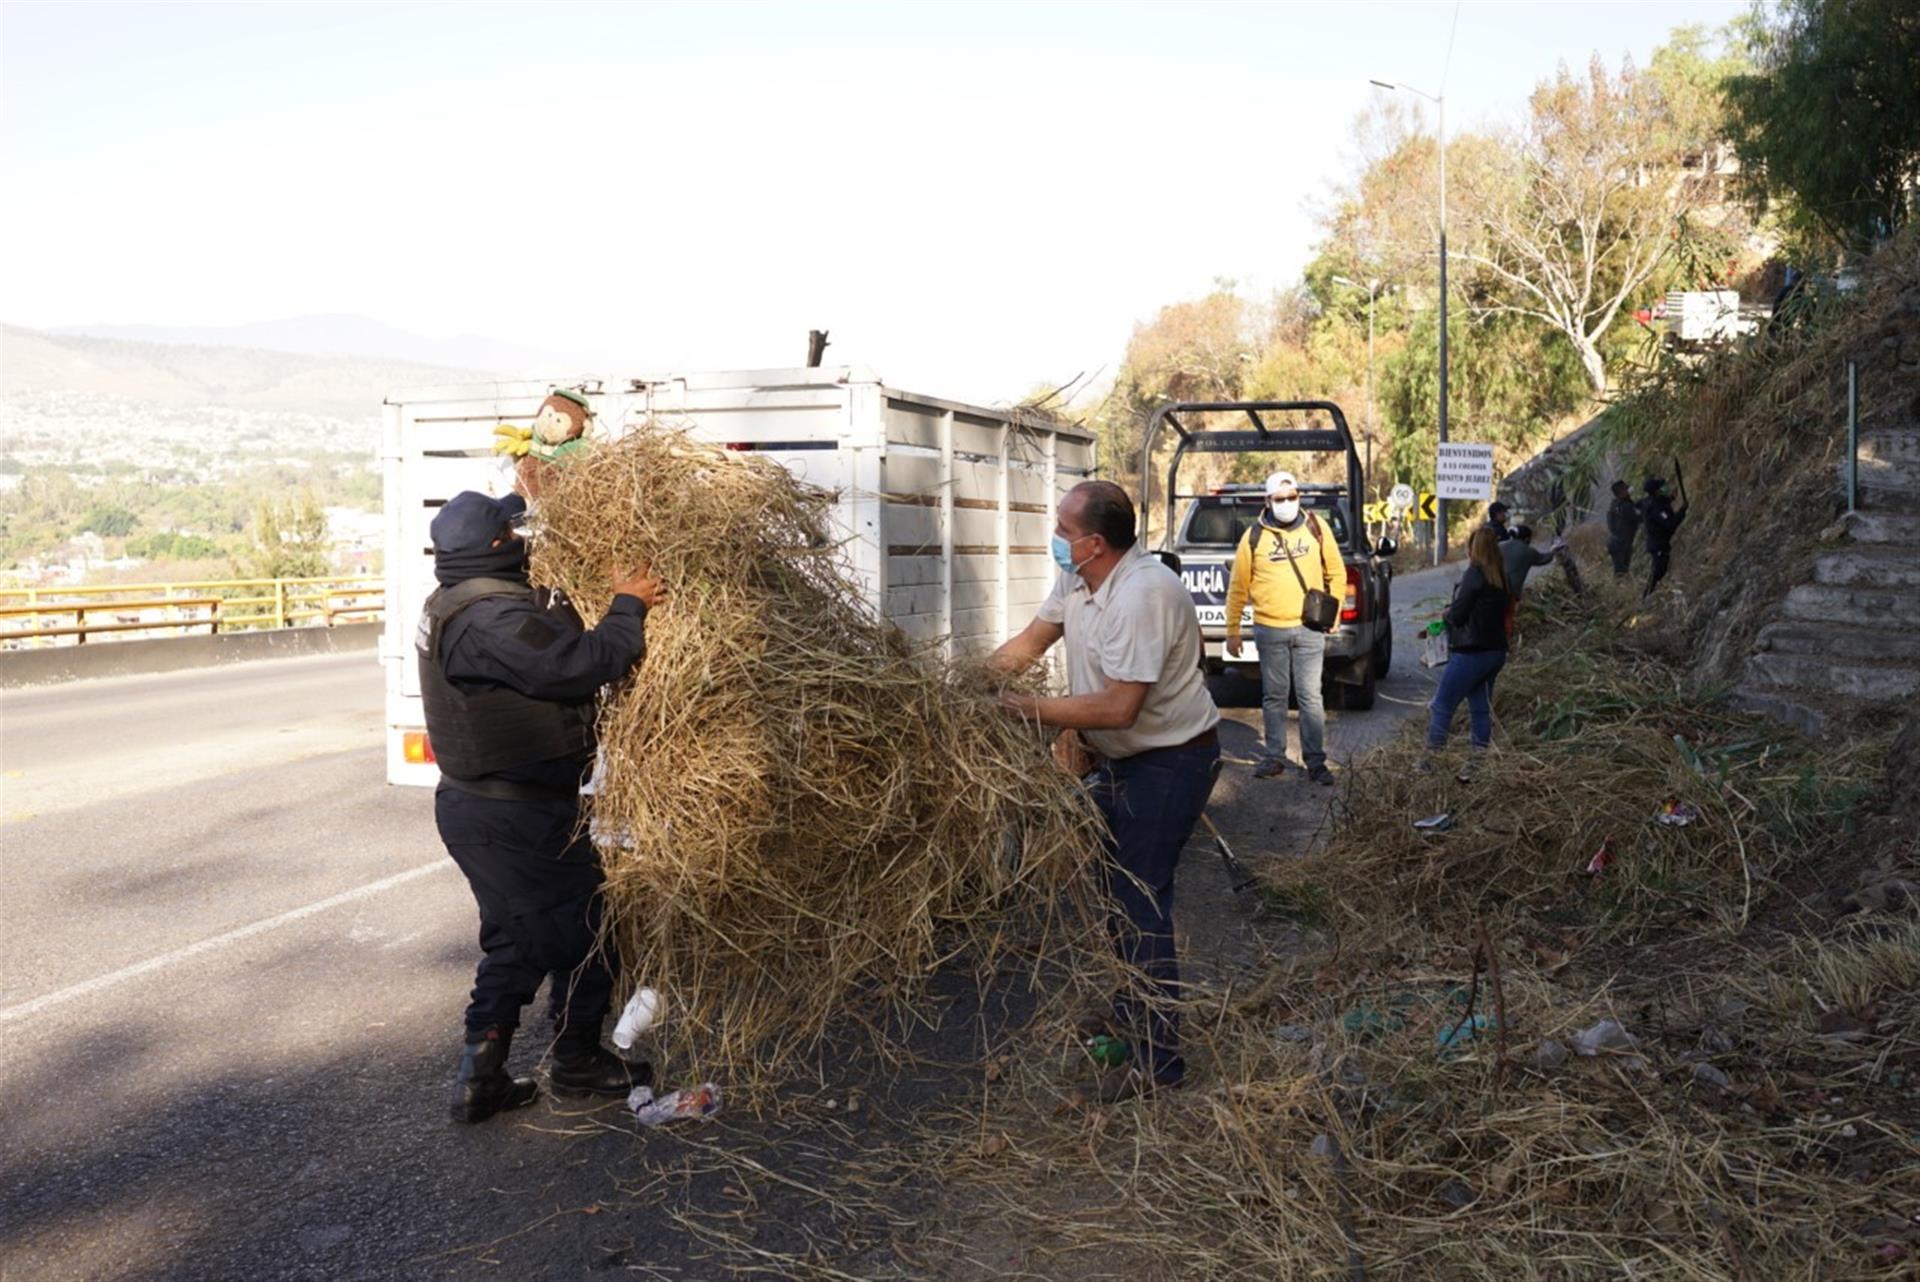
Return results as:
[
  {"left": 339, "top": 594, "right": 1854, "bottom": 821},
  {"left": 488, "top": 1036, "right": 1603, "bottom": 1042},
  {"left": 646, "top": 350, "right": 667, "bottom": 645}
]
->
[{"left": 632, "top": 1083, "right": 722, "bottom": 1126}]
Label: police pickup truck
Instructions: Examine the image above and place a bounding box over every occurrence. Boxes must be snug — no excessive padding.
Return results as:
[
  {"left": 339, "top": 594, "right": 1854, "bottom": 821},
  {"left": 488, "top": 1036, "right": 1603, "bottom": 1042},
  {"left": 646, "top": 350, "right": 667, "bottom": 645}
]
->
[{"left": 1138, "top": 400, "right": 1396, "bottom": 710}]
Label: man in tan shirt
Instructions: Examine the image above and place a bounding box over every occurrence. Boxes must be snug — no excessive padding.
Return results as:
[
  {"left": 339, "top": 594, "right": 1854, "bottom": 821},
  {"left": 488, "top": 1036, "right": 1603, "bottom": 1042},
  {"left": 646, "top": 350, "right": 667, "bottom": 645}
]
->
[
  {"left": 993, "top": 481, "right": 1220, "bottom": 1100},
  {"left": 1224, "top": 470, "right": 1346, "bottom": 784}
]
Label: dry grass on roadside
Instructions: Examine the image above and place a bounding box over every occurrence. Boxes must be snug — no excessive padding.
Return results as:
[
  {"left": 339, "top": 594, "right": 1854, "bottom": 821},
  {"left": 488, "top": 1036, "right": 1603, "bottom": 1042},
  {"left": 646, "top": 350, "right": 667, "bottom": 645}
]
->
[{"left": 916, "top": 576, "right": 1916, "bottom": 1282}]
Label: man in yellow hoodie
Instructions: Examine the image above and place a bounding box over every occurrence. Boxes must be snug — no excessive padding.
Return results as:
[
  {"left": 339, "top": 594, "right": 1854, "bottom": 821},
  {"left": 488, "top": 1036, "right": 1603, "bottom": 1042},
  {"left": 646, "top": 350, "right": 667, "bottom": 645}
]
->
[{"left": 1224, "top": 470, "right": 1347, "bottom": 784}]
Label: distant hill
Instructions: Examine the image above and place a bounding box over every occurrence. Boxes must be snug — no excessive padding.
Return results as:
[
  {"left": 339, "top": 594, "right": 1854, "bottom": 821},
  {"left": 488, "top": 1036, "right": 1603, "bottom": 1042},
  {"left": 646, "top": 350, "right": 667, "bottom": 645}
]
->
[
  {"left": 49, "top": 313, "right": 555, "bottom": 376},
  {"left": 1, "top": 325, "right": 501, "bottom": 421}
]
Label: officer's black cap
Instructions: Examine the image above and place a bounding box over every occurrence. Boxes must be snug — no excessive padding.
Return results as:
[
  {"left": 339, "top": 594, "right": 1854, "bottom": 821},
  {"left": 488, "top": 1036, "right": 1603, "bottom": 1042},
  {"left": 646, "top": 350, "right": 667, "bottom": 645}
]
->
[{"left": 430, "top": 491, "right": 529, "bottom": 555}]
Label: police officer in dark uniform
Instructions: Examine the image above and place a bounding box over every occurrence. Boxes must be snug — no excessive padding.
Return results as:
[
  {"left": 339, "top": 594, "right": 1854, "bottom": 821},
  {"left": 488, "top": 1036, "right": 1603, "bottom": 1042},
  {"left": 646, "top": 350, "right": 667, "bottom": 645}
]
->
[
  {"left": 1641, "top": 477, "right": 1687, "bottom": 599},
  {"left": 418, "top": 489, "right": 667, "bottom": 1123},
  {"left": 1606, "top": 480, "right": 1642, "bottom": 578}
]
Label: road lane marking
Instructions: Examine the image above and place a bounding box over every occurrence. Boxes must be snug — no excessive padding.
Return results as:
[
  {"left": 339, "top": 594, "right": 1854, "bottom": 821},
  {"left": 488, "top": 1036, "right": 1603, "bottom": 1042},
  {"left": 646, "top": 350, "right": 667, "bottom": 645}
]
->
[{"left": 0, "top": 860, "right": 454, "bottom": 1023}]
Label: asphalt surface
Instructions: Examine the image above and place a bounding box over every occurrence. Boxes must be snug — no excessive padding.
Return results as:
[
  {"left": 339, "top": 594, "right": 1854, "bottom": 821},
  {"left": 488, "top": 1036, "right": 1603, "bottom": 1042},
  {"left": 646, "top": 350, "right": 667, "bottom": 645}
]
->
[{"left": 0, "top": 564, "right": 1460, "bottom": 1280}]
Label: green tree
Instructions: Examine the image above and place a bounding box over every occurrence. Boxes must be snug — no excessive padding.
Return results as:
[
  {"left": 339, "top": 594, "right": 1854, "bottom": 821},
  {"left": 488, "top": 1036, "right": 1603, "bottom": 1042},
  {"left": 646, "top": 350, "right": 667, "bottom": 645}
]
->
[
  {"left": 129, "top": 531, "right": 224, "bottom": 561},
  {"left": 247, "top": 490, "right": 332, "bottom": 580},
  {"left": 1375, "top": 308, "right": 1589, "bottom": 489},
  {"left": 1723, "top": 0, "right": 1920, "bottom": 252},
  {"left": 77, "top": 504, "right": 139, "bottom": 537},
  {"left": 1648, "top": 22, "right": 1757, "bottom": 158},
  {"left": 0, "top": 470, "right": 86, "bottom": 564}
]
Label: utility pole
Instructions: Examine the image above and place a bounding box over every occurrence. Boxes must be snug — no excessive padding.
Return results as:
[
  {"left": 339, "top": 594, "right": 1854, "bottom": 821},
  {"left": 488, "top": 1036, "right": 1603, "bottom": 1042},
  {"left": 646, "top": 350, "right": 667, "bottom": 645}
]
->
[{"left": 1373, "top": 2, "right": 1459, "bottom": 565}]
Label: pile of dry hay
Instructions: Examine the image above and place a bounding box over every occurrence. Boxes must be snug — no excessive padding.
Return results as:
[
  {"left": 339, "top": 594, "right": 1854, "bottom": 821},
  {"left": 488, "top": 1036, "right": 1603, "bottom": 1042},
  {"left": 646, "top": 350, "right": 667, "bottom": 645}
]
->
[
  {"left": 913, "top": 573, "right": 1916, "bottom": 1281},
  {"left": 528, "top": 424, "right": 1110, "bottom": 1077}
]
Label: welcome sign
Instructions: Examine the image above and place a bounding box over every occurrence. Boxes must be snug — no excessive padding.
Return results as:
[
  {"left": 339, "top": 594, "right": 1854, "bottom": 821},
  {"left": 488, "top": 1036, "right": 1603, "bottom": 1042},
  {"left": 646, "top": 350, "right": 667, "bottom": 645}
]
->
[{"left": 1435, "top": 443, "right": 1497, "bottom": 501}]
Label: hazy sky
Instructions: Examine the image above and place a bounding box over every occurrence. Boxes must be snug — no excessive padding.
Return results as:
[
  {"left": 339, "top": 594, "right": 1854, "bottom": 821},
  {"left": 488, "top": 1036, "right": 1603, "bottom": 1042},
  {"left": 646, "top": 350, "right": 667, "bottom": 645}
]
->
[{"left": 1, "top": 0, "right": 1748, "bottom": 402}]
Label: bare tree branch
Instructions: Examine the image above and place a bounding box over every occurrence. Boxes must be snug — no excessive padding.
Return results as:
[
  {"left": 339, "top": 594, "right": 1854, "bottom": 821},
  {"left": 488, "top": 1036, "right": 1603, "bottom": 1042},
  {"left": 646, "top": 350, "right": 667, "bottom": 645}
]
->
[{"left": 1449, "top": 56, "right": 1700, "bottom": 392}]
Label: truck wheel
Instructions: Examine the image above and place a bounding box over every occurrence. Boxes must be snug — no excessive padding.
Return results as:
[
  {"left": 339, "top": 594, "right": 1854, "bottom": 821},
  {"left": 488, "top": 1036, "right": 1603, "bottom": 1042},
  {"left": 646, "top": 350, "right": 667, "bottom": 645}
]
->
[
  {"left": 1371, "top": 628, "right": 1392, "bottom": 679},
  {"left": 1343, "top": 667, "right": 1378, "bottom": 711}
]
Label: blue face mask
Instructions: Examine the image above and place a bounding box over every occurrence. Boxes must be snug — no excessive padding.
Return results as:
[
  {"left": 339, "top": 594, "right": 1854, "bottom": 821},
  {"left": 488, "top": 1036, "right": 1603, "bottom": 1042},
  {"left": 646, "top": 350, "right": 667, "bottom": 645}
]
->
[{"left": 1051, "top": 532, "right": 1088, "bottom": 575}]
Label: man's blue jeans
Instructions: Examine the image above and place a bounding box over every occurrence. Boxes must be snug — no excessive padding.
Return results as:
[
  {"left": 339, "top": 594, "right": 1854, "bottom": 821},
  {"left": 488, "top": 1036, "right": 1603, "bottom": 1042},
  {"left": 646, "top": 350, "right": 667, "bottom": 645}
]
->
[
  {"left": 1427, "top": 648, "right": 1507, "bottom": 750},
  {"left": 1253, "top": 624, "right": 1327, "bottom": 770},
  {"left": 1089, "top": 737, "right": 1220, "bottom": 1084}
]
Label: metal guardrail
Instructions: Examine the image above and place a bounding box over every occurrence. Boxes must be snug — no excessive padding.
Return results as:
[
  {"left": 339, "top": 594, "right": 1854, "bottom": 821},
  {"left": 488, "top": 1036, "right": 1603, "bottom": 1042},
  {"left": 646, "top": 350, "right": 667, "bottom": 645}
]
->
[{"left": 0, "top": 576, "right": 383, "bottom": 646}]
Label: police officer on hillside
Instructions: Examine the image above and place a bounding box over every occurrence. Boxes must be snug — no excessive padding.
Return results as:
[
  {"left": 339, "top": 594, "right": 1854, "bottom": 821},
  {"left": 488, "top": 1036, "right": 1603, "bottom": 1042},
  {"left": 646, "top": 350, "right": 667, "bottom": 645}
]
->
[
  {"left": 418, "top": 486, "right": 667, "bottom": 1123},
  {"left": 1641, "top": 476, "right": 1688, "bottom": 598},
  {"left": 1606, "top": 480, "right": 1642, "bottom": 578}
]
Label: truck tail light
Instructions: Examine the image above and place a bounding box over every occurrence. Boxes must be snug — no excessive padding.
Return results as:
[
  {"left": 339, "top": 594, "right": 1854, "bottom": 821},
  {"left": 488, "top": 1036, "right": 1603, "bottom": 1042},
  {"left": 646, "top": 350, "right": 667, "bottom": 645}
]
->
[
  {"left": 1341, "top": 568, "right": 1362, "bottom": 623},
  {"left": 403, "top": 730, "right": 435, "bottom": 764}
]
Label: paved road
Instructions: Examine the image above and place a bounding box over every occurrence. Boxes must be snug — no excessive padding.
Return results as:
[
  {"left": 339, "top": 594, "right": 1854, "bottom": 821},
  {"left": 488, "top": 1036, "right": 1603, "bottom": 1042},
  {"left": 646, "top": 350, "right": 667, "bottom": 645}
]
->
[
  {"left": 1172, "top": 561, "right": 1453, "bottom": 985},
  {"left": 0, "top": 568, "right": 1461, "bottom": 1280},
  {"left": 0, "top": 652, "right": 980, "bottom": 1280}
]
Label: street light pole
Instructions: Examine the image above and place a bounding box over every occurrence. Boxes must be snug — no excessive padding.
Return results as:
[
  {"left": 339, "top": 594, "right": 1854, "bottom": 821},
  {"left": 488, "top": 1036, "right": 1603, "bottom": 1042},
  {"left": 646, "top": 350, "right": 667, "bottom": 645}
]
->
[
  {"left": 1437, "top": 91, "right": 1449, "bottom": 567},
  {"left": 1371, "top": 77, "right": 1449, "bottom": 565}
]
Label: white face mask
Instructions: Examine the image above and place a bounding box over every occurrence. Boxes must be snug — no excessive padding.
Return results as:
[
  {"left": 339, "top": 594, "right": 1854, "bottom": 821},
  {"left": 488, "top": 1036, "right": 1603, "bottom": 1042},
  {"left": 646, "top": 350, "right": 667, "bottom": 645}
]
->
[{"left": 1270, "top": 497, "right": 1301, "bottom": 524}]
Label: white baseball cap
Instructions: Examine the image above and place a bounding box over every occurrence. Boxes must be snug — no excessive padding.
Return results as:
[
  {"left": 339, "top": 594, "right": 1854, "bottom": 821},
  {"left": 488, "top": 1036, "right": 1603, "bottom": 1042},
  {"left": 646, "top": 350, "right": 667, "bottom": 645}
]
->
[{"left": 1265, "top": 470, "right": 1300, "bottom": 496}]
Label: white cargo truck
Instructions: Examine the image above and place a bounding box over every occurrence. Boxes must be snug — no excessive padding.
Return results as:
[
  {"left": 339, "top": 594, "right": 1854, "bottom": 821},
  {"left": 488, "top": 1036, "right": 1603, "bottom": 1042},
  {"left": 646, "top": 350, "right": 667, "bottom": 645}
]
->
[
  {"left": 381, "top": 366, "right": 1096, "bottom": 786},
  {"left": 1658, "top": 289, "right": 1757, "bottom": 345}
]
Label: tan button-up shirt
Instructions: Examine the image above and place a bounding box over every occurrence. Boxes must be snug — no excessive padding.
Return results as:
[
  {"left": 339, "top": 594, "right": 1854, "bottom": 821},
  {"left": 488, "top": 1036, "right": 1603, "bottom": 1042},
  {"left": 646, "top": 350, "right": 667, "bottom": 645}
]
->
[{"left": 1037, "top": 545, "right": 1220, "bottom": 760}]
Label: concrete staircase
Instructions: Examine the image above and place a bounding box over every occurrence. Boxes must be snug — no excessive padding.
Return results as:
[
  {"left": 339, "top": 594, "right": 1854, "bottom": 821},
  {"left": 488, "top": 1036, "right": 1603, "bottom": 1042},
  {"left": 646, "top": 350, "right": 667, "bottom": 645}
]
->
[{"left": 1736, "top": 424, "right": 1920, "bottom": 735}]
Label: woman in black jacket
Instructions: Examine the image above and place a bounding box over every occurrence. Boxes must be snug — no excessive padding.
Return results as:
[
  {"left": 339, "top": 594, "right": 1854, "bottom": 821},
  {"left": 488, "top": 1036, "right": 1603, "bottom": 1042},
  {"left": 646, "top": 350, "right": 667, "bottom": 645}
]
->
[{"left": 1426, "top": 527, "right": 1511, "bottom": 754}]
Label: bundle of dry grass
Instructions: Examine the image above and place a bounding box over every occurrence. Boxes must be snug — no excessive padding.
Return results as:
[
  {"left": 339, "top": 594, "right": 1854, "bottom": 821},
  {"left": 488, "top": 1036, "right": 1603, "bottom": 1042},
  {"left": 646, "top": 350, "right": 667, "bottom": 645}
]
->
[{"left": 527, "top": 424, "right": 1109, "bottom": 1077}]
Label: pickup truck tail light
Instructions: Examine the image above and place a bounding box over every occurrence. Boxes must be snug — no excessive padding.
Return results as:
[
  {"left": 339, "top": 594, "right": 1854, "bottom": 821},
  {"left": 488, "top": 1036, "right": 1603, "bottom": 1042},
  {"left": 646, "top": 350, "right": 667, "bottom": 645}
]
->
[
  {"left": 1341, "top": 568, "right": 1363, "bottom": 623},
  {"left": 402, "top": 730, "right": 435, "bottom": 764}
]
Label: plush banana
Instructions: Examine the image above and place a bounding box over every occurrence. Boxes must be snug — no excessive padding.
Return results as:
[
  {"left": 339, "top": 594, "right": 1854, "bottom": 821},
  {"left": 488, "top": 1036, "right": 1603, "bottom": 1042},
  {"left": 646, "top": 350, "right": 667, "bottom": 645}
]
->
[{"left": 492, "top": 423, "right": 535, "bottom": 457}]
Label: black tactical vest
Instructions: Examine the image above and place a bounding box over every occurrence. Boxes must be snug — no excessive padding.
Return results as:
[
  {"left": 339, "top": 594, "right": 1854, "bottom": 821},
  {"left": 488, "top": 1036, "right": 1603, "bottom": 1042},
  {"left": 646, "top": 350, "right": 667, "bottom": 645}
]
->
[{"left": 416, "top": 577, "right": 596, "bottom": 781}]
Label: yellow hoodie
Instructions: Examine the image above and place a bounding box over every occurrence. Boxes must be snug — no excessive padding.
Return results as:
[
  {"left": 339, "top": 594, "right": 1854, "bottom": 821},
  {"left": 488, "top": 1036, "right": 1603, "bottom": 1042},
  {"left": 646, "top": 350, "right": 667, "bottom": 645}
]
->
[{"left": 1224, "top": 513, "right": 1348, "bottom": 636}]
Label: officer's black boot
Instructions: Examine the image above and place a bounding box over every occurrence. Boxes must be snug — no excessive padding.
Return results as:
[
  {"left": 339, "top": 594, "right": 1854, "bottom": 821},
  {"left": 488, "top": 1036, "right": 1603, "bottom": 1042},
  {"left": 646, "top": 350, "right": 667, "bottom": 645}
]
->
[
  {"left": 450, "top": 1026, "right": 540, "bottom": 1123},
  {"left": 548, "top": 1026, "right": 653, "bottom": 1098}
]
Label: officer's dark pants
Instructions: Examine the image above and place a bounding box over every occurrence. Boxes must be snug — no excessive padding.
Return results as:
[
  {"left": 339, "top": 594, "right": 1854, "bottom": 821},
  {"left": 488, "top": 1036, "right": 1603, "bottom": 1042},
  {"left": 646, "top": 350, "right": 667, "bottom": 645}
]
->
[
  {"left": 1644, "top": 547, "right": 1672, "bottom": 597},
  {"left": 435, "top": 787, "right": 616, "bottom": 1041},
  {"left": 1090, "top": 737, "right": 1221, "bottom": 1085},
  {"left": 1608, "top": 537, "right": 1633, "bottom": 577}
]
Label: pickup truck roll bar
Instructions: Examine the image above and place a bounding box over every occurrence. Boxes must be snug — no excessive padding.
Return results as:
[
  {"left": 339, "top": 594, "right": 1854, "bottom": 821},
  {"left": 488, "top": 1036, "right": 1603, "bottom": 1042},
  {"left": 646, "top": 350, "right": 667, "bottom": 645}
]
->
[{"left": 1137, "top": 400, "right": 1365, "bottom": 547}]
